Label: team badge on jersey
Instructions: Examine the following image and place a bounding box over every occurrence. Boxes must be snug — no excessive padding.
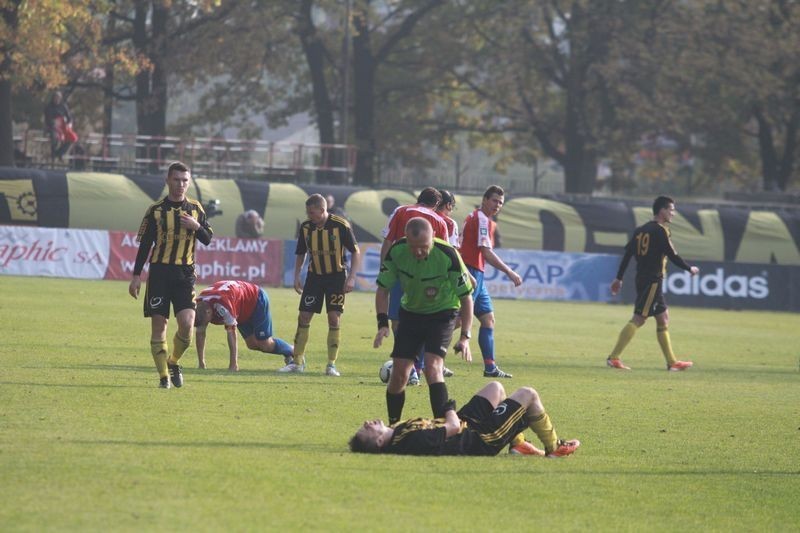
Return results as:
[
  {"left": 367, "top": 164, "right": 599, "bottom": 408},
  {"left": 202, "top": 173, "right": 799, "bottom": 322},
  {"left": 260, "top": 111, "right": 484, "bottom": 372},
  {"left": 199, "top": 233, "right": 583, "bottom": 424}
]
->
[{"left": 425, "top": 286, "right": 438, "bottom": 299}]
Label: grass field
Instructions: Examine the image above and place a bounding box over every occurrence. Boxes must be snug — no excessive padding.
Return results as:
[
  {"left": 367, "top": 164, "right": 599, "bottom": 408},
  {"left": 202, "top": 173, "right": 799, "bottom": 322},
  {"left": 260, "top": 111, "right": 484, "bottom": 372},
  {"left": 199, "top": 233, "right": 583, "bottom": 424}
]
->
[{"left": 0, "top": 276, "right": 798, "bottom": 532}]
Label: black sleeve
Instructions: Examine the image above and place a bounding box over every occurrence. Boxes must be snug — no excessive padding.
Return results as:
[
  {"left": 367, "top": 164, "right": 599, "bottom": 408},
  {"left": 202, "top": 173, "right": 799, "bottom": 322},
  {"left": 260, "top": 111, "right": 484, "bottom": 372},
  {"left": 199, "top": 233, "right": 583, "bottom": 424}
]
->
[
  {"left": 659, "top": 227, "right": 692, "bottom": 272},
  {"left": 615, "top": 237, "right": 635, "bottom": 280},
  {"left": 194, "top": 208, "right": 212, "bottom": 246},
  {"left": 133, "top": 220, "right": 155, "bottom": 276}
]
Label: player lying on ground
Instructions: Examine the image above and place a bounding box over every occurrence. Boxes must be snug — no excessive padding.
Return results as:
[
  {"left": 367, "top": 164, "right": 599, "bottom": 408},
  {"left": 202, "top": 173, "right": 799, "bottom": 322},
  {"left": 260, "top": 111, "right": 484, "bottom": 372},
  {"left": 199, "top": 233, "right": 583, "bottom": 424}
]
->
[
  {"left": 194, "top": 280, "right": 293, "bottom": 371},
  {"left": 349, "top": 381, "right": 580, "bottom": 457}
]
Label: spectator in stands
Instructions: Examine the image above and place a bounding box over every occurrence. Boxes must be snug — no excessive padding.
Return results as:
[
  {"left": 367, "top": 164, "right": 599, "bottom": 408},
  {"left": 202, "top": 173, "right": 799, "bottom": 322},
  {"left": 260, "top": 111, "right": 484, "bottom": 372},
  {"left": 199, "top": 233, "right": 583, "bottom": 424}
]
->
[
  {"left": 43, "top": 91, "right": 77, "bottom": 160},
  {"left": 13, "top": 140, "right": 32, "bottom": 167},
  {"left": 235, "top": 209, "right": 264, "bottom": 238},
  {"left": 326, "top": 194, "right": 350, "bottom": 222}
]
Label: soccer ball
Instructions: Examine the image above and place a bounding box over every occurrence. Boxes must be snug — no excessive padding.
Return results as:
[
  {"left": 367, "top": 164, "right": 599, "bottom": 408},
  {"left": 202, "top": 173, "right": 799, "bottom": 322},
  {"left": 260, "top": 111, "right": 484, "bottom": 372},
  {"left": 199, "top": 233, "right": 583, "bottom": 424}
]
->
[{"left": 379, "top": 360, "right": 393, "bottom": 383}]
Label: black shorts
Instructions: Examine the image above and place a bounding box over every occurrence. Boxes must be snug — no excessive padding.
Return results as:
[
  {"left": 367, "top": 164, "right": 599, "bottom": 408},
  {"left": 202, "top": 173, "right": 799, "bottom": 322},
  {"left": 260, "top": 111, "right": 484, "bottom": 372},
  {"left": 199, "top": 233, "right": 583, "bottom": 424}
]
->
[
  {"left": 299, "top": 271, "right": 347, "bottom": 314},
  {"left": 144, "top": 263, "right": 197, "bottom": 318},
  {"left": 391, "top": 307, "right": 457, "bottom": 359},
  {"left": 456, "top": 396, "right": 529, "bottom": 456},
  {"left": 634, "top": 277, "right": 667, "bottom": 318}
]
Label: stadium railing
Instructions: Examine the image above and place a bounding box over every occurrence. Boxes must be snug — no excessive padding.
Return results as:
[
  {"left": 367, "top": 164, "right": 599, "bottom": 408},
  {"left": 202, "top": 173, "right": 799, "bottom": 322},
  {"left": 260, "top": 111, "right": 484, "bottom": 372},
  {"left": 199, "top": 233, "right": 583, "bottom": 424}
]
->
[{"left": 12, "top": 130, "right": 357, "bottom": 181}]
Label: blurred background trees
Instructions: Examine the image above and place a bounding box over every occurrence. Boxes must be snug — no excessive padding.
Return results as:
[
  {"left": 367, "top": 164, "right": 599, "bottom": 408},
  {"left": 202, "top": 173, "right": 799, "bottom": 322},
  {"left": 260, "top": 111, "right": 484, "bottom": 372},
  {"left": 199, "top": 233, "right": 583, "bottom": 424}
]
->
[{"left": 3, "top": 0, "right": 799, "bottom": 195}]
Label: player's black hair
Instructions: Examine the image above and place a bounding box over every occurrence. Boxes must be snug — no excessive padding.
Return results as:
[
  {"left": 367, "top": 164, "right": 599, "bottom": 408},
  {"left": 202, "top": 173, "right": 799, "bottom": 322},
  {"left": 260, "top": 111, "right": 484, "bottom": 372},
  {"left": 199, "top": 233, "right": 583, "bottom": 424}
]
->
[
  {"left": 483, "top": 185, "right": 504, "bottom": 199},
  {"left": 349, "top": 432, "right": 380, "bottom": 453},
  {"left": 652, "top": 195, "right": 674, "bottom": 215},
  {"left": 167, "top": 161, "right": 190, "bottom": 176},
  {"left": 438, "top": 189, "right": 455, "bottom": 208},
  {"left": 416, "top": 187, "right": 441, "bottom": 209}
]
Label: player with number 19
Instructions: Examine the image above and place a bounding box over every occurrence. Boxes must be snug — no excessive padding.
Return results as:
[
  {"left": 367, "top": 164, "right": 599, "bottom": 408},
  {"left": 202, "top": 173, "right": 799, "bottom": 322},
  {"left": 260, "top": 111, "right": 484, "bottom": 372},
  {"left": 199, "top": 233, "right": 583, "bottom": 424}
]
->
[{"left": 606, "top": 195, "right": 700, "bottom": 371}]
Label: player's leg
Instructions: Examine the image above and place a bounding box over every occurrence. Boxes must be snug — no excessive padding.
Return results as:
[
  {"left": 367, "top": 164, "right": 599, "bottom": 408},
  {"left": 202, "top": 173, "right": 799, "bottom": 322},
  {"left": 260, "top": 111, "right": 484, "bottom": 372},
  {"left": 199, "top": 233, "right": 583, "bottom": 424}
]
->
[
  {"left": 323, "top": 274, "right": 346, "bottom": 376},
  {"left": 143, "top": 265, "right": 170, "bottom": 387},
  {"left": 243, "top": 289, "right": 294, "bottom": 360},
  {"left": 387, "top": 309, "right": 425, "bottom": 424},
  {"left": 607, "top": 279, "right": 654, "bottom": 370},
  {"left": 150, "top": 315, "right": 169, "bottom": 387},
  {"left": 654, "top": 308, "right": 693, "bottom": 371},
  {"left": 421, "top": 311, "right": 457, "bottom": 417},
  {"left": 283, "top": 274, "right": 323, "bottom": 372},
  {"left": 508, "top": 387, "right": 579, "bottom": 457},
  {"left": 164, "top": 267, "right": 197, "bottom": 387}
]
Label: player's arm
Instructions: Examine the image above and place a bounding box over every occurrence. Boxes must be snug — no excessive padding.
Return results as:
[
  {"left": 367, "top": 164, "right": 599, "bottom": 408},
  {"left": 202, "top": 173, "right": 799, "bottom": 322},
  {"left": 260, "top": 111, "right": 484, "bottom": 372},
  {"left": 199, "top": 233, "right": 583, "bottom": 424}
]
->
[
  {"left": 344, "top": 245, "right": 361, "bottom": 293},
  {"left": 481, "top": 247, "right": 522, "bottom": 287},
  {"left": 453, "top": 293, "right": 473, "bottom": 362},
  {"left": 661, "top": 230, "right": 699, "bottom": 275},
  {"left": 293, "top": 253, "right": 306, "bottom": 294},
  {"left": 343, "top": 224, "right": 361, "bottom": 293},
  {"left": 374, "top": 286, "right": 391, "bottom": 348},
  {"left": 442, "top": 400, "right": 461, "bottom": 437},
  {"left": 129, "top": 212, "right": 155, "bottom": 299},
  {"left": 611, "top": 238, "right": 635, "bottom": 295},
  {"left": 194, "top": 209, "right": 213, "bottom": 245},
  {"left": 225, "top": 325, "right": 239, "bottom": 372},
  {"left": 195, "top": 323, "right": 208, "bottom": 369}
]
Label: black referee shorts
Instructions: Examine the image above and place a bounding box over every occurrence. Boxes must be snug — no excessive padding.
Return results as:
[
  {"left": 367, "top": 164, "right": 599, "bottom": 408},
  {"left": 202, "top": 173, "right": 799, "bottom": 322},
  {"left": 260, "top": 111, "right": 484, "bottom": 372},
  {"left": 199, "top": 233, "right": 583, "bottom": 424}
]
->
[{"left": 391, "top": 307, "right": 458, "bottom": 359}]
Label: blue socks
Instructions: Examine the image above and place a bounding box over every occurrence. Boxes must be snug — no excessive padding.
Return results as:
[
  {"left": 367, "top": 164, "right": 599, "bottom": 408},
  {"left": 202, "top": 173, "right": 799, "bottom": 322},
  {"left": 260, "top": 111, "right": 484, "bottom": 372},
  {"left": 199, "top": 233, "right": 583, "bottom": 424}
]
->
[
  {"left": 479, "top": 327, "right": 495, "bottom": 372},
  {"left": 271, "top": 337, "right": 294, "bottom": 358}
]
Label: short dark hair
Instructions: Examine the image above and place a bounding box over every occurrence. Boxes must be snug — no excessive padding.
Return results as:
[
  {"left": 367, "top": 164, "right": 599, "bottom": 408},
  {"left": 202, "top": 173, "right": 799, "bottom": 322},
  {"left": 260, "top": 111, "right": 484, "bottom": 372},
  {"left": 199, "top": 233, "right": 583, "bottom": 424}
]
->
[
  {"left": 306, "top": 193, "right": 326, "bottom": 209},
  {"left": 416, "top": 187, "right": 441, "bottom": 209},
  {"left": 348, "top": 431, "right": 381, "bottom": 453},
  {"left": 438, "top": 189, "right": 454, "bottom": 208},
  {"left": 167, "top": 161, "right": 190, "bottom": 176},
  {"left": 483, "top": 185, "right": 504, "bottom": 200},
  {"left": 652, "top": 195, "right": 674, "bottom": 215},
  {"left": 405, "top": 217, "right": 432, "bottom": 238}
]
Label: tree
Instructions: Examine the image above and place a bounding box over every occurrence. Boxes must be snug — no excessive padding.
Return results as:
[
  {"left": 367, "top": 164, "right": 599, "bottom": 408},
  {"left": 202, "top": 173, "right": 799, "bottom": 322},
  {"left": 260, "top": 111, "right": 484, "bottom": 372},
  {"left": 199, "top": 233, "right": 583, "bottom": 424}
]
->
[{"left": 0, "top": 0, "right": 109, "bottom": 166}]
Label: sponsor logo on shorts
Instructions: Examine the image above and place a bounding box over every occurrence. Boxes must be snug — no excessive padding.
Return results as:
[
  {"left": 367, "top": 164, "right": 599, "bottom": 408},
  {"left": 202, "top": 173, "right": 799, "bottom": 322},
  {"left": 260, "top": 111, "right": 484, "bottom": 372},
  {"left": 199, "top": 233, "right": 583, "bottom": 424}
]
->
[
  {"left": 304, "top": 295, "right": 317, "bottom": 306},
  {"left": 149, "top": 296, "right": 163, "bottom": 308},
  {"left": 493, "top": 403, "right": 507, "bottom": 416}
]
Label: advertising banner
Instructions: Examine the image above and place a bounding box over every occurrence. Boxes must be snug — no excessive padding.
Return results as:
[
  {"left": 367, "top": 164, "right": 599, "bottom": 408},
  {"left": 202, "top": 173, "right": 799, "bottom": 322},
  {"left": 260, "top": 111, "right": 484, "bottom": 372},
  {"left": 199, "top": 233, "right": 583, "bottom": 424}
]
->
[
  {"left": 106, "top": 231, "right": 284, "bottom": 286},
  {"left": 0, "top": 225, "right": 109, "bottom": 279},
  {"left": 3, "top": 168, "right": 799, "bottom": 266},
  {"left": 484, "top": 249, "right": 620, "bottom": 302},
  {"left": 285, "top": 239, "right": 620, "bottom": 303},
  {"left": 619, "top": 260, "right": 800, "bottom": 311}
]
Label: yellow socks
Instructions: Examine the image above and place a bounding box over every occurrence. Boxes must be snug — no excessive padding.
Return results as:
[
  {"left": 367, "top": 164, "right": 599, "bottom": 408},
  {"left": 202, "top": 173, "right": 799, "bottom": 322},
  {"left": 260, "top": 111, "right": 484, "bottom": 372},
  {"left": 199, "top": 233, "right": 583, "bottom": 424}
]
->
[
  {"left": 327, "top": 327, "right": 340, "bottom": 364},
  {"left": 293, "top": 324, "right": 310, "bottom": 366},
  {"left": 657, "top": 326, "right": 677, "bottom": 366},
  {"left": 167, "top": 331, "right": 191, "bottom": 366},
  {"left": 528, "top": 412, "right": 558, "bottom": 454},
  {"left": 510, "top": 432, "right": 526, "bottom": 446},
  {"left": 610, "top": 321, "right": 639, "bottom": 358},
  {"left": 150, "top": 339, "right": 168, "bottom": 378}
]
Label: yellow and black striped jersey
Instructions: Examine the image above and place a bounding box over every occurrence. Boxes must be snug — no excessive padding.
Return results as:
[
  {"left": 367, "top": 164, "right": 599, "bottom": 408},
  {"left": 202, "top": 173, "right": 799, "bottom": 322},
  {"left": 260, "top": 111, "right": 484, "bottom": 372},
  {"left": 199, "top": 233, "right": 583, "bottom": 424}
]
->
[
  {"left": 133, "top": 197, "right": 213, "bottom": 274},
  {"left": 616, "top": 221, "right": 691, "bottom": 281},
  {"left": 295, "top": 214, "right": 359, "bottom": 275}
]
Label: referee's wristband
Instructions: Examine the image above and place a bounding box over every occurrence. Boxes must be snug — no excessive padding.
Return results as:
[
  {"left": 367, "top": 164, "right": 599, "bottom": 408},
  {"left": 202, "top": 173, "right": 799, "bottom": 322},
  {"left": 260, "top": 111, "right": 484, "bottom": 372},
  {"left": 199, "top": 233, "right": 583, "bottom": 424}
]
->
[{"left": 377, "top": 313, "right": 389, "bottom": 329}]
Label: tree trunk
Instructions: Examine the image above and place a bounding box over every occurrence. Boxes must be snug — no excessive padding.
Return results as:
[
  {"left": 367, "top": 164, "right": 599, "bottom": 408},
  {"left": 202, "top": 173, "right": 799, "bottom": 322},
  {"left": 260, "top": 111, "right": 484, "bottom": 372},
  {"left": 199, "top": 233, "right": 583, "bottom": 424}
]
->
[
  {"left": 754, "top": 106, "right": 780, "bottom": 191},
  {"left": 134, "top": 1, "right": 169, "bottom": 138},
  {"left": 296, "top": 0, "right": 337, "bottom": 182},
  {"left": 0, "top": 79, "right": 13, "bottom": 166},
  {"left": 351, "top": 11, "right": 375, "bottom": 186},
  {"left": 0, "top": 1, "right": 21, "bottom": 167}
]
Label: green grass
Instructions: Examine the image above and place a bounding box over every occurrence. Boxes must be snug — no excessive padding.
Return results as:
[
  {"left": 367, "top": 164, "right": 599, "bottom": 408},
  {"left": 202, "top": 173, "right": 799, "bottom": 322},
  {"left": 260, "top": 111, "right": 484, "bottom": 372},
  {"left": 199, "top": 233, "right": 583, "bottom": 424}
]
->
[{"left": 0, "top": 276, "right": 798, "bottom": 532}]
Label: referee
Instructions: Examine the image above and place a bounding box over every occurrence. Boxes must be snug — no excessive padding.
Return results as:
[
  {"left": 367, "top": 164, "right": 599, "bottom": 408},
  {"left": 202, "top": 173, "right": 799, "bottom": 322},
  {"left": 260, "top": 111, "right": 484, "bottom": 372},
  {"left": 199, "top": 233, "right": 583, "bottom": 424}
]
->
[
  {"left": 374, "top": 217, "right": 474, "bottom": 424},
  {"left": 129, "top": 161, "right": 213, "bottom": 388}
]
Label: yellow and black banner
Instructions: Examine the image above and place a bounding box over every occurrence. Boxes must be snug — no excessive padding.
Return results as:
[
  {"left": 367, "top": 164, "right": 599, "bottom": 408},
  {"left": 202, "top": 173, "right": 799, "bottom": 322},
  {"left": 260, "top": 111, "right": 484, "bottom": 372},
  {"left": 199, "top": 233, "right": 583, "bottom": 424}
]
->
[{"left": 1, "top": 167, "right": 799, "bottom": 266}]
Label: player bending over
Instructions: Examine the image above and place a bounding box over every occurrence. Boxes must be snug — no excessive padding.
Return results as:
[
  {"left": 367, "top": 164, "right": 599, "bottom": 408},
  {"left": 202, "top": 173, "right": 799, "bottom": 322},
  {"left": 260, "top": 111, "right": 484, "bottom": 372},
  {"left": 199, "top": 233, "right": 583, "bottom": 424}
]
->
[{"left": 195, "top": 280, "right": 293, "bottom": 371}]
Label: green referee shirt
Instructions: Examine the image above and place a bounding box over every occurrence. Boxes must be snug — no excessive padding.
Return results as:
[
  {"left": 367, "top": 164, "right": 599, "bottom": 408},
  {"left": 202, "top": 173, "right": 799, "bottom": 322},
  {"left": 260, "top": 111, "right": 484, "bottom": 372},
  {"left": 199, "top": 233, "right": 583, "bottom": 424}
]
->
[{"left": 376, "top": 237, "right": 473, "bottom": 314}]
